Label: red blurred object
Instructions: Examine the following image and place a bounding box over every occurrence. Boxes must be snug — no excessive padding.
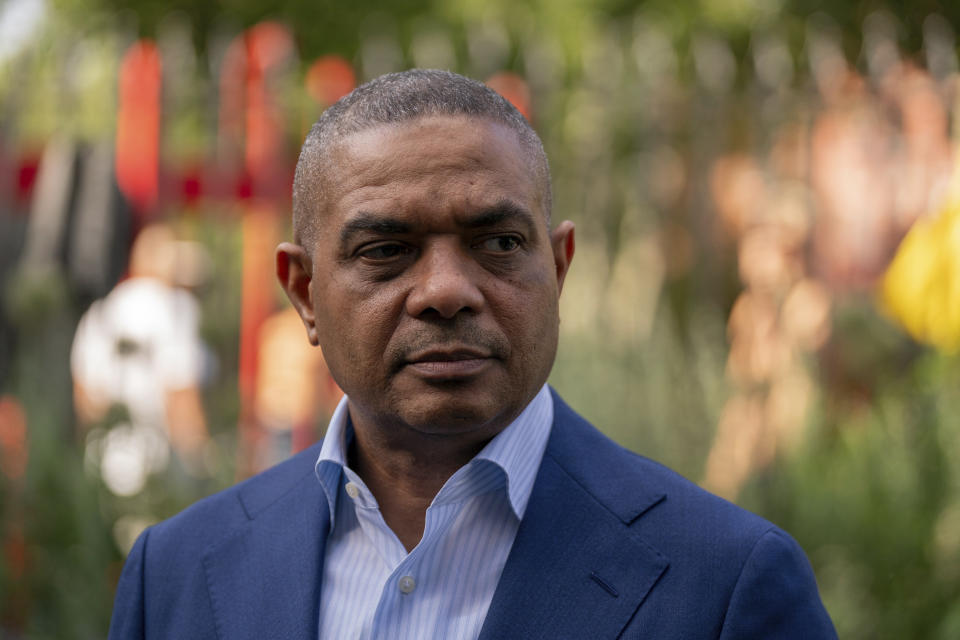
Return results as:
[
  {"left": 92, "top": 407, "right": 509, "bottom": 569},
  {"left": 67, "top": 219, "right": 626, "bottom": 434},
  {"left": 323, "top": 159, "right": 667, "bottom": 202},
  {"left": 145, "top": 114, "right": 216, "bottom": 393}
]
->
[
  {"left": 306, "top": 56, "right": 356, "bottom": 106},
  {"left": 180, "top": 164, "right": 204, "bottom": 205},
  {"left": 15, "top": 152, "right": 39, "bottom": 207},
  {"left": 244, "top": 23, "right": 294, "bottom": 184},
  {"left": 485, "top": 72, "right": 533, "bottom": 121},
  {"left": 219, "top": 22, "right": 295, "bottom": 477},
  {"left": 236, "top": 171, "right": 253, "bottom": 200},
  {"left": 0, "top": 395, "right": 27, "bottom": 481},
  {"left": 237, "top": 206, "right": 280, "bottom": 475},
  {"left": 219, "top": 22, "right": 293, "bottom": 202},
  {"left": 116, "top": 40, "right": 162, "bottom": 218}
]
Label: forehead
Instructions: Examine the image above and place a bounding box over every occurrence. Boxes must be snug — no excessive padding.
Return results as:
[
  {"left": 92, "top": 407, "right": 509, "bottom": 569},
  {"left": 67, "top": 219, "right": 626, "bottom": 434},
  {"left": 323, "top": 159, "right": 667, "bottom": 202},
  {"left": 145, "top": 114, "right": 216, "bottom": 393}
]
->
[{"left": 318, "top": 116, "right": 543, "bottom": 230}]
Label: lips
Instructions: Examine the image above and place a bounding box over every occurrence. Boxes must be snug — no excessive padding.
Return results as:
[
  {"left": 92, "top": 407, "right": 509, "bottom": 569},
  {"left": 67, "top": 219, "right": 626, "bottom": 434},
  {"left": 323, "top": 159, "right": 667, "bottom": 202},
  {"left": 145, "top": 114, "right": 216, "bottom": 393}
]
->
[{"left": 403, "top": 347, "right": 495, "bottom": 379}]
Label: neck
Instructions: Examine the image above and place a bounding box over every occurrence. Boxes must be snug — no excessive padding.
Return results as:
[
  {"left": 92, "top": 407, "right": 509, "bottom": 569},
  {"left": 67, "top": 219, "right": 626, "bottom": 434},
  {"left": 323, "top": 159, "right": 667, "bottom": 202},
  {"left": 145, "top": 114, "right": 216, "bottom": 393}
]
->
[{"left": 347, "top": 411, "right": 505, "bottom": 552}]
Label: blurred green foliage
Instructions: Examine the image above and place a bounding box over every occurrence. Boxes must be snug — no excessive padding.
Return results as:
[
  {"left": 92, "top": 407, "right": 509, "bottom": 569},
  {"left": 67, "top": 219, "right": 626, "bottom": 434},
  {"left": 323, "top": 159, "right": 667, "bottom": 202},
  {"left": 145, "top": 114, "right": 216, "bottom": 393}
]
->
[{"left": 742, "top": 350, "right": 960, "bottom": 639}]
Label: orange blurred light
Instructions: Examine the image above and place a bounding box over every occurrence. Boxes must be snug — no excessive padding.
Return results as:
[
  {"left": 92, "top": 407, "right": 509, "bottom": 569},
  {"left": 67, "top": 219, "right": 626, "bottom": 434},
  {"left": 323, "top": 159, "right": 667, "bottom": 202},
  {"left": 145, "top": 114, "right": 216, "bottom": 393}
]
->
[
  {"left": 116, "top": 40, "right": 161, "bottom": 217},
  {"left": 237, "top": 206, "right": 281, "bottom": 477},
  {"left": 485, "top": 72, "right": 532, "bottom": 121},
  {"left": 704, "top": 394, "right": 767, "bottom": 500},
  {"left": 306, "top": 56, "right": 357, "bottom": 106},
  {"left": 0, "top": 395, "right": 27, "bottom": 480},
  {"left": 782, "top": 279, "right": 832, "bottom": 351},
  {"left": 709, "top": 154, "right": 765, "bottom": 238},
  {"left": 247, "top": 22, "right": 294, "bottom": 72},
  {"left": 737, "top": 227, "right": 799, "bottom": 293}
]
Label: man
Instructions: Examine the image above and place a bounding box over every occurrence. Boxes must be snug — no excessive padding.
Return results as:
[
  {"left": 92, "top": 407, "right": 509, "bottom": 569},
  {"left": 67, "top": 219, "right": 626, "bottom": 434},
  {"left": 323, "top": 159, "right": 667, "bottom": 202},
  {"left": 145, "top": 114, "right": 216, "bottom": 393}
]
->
[{"left": 109, "top": 69, "right": 836, "bottom": 639}]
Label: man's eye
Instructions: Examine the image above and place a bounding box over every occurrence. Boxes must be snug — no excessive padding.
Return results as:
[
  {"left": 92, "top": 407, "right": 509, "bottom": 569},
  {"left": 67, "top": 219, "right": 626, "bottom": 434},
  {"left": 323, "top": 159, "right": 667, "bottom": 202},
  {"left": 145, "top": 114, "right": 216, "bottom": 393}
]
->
[
  {"left": 478, "top": 236, "right": 522, "bottom": 253},
  {"left": 359, "top": 243, "right": 411, "bottom": 260}
]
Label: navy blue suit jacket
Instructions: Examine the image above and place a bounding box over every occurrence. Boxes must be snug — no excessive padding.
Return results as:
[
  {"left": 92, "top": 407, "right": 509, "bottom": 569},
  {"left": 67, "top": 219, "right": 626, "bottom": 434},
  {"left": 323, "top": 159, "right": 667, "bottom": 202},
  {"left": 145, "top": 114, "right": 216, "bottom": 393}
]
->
[{"left": 109, "top": 391, "right": 837, "bottom": 638}]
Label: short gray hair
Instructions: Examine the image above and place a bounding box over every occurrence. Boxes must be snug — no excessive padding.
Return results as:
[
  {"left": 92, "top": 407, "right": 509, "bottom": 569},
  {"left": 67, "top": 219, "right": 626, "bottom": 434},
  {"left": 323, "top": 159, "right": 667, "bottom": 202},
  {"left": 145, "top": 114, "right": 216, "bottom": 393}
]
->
[{"left": 292, "top": 69, "right": 551, "bottom": 247}]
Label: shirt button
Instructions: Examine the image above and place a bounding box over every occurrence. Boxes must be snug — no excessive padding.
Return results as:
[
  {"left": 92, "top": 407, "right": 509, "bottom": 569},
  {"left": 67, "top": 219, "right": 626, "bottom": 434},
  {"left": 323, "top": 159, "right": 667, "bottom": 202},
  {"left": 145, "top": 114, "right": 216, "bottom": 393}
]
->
[
  {"left": 345, "top": 482, "right": 360, "bottom": 499},
  {"left": 398, "top": 576, "right": 416, "bottom": 594}
]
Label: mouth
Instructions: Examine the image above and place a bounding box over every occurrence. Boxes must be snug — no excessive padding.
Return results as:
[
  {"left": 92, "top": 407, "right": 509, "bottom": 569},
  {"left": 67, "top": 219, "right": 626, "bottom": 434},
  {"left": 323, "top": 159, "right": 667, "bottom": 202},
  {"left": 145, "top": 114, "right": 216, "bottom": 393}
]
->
[{"left": 403, "top": 347, "right": 495, "bottom": 379}]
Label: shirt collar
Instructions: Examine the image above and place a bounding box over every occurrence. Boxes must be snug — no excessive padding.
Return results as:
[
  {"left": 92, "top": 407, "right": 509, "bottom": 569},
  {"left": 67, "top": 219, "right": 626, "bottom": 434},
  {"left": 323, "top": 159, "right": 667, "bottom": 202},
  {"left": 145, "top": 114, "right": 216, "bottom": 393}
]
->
[
  {"left": 471, "top": 384, "right": 553, "bottom": 519},
  {"left": 315, "top": 384, "right": 554, "bottom": 525}
]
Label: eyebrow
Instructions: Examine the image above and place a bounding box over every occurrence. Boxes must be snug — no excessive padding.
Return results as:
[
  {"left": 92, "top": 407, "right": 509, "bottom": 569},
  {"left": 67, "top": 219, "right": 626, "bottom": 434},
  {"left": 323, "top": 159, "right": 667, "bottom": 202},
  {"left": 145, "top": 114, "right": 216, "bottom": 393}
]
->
[
  {"left": 339, "top": 214, "right": 412, "bottom": 245},
  {"left": 338, "top": 199, "right": 539, "bottom": 246},
  {"left": 461, "top": 200, "right": 538, "bottom": 233}
]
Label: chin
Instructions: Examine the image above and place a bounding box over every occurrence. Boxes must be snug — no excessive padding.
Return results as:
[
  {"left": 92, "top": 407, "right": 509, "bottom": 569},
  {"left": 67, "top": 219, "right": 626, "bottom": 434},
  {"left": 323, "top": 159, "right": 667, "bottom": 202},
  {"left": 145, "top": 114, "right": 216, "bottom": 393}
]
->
[
  {"left": 410, "top": 405, "right": 502, "bottom": 434},
  {"left": 393, "top": 387, "right": 514, "bottom": 436}
]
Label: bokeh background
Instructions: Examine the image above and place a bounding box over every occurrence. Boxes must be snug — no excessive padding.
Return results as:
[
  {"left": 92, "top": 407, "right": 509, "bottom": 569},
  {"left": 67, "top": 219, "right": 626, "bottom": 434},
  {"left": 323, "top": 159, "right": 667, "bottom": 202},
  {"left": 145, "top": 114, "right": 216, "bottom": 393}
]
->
[{"left": 2, "top": 0, "right": 960, "bottom": 637}]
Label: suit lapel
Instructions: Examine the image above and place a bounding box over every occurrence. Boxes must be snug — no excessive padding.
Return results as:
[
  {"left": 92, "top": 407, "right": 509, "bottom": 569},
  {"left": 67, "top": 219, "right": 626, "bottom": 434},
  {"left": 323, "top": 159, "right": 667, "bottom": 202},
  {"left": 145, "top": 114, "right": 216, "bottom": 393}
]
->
[
  {"left": 197, "top": 395, "right": 665, "bottom": 640},
  {"left": 479, "top": 393, "right": 670, "bottom": 640},
  {"left": 202, "top": 472, "right": 330, "bottom": 640}
]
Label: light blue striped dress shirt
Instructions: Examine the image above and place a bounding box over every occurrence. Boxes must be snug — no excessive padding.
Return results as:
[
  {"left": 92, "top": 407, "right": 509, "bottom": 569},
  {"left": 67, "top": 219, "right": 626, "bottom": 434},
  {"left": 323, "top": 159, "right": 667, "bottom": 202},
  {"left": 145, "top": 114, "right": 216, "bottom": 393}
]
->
[{"left": 314, "top": 384, "right": 554, "bottom": 639}]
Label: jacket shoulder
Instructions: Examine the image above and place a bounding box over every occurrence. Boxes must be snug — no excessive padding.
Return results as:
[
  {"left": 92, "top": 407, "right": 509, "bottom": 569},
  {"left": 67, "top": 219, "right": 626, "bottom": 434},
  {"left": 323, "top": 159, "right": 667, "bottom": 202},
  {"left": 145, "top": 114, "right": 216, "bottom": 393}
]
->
[
  {"left": 548, "top": 390, "right": 781, "bottom": 554},
  {"left": 110, "top": 444, "right": 328, "bottom": 638},
  {"left": 146, "top": 442, "right": 324, "bottom": 559},
  {"left": 547, "top": 391, "right": 836, "bottom": 638}
]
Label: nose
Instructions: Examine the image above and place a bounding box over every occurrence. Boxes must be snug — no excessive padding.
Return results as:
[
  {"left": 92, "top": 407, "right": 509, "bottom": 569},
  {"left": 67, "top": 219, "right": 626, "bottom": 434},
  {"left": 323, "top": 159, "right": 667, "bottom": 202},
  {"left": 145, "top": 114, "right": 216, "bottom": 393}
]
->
[{"left": 405, "top": 241, "right": 485, "bottom": 319}]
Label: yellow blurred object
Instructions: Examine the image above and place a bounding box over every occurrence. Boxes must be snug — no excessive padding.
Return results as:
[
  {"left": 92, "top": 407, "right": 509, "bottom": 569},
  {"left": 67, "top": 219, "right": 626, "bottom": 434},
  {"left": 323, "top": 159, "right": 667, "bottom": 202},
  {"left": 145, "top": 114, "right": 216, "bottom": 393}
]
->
[{"left": 881, "top": 199, "right": 960, "bottom": 352}]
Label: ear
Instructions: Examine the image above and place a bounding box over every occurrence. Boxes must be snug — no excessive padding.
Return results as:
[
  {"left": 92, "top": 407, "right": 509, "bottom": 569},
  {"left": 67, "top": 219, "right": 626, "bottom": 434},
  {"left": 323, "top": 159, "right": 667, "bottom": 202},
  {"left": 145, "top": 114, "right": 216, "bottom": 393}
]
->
[
  {"left": 550, "top": 220, "right": 575, "bottom": 294},
  {"left": 276, "top": 242, "right": 320, "bottom": 345}
]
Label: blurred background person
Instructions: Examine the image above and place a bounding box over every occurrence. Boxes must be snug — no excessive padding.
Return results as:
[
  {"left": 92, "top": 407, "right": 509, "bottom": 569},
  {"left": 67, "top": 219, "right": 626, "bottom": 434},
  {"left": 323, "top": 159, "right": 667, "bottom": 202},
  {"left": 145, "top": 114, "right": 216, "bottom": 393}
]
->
[{"left": 71, "top": 223, "right": 213, "bottom": 496}]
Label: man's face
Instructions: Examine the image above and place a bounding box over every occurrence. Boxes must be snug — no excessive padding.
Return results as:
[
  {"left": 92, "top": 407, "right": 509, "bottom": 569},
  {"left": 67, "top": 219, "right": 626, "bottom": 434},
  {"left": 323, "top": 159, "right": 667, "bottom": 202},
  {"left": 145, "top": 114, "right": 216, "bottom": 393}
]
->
[{"left": 281, "top": 115, "right": 574, "bottom": 439}]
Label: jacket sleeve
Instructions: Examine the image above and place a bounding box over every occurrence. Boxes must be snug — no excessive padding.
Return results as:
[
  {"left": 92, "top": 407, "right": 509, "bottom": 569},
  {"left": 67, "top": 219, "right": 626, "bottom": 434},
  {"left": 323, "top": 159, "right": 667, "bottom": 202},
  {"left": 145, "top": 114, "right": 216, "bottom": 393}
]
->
[
  {"left": 718, "top": 528, "right": 837, "bottom": 640},
  {"left": 108, "top": 527, "right": 150, "bottom": 640}
]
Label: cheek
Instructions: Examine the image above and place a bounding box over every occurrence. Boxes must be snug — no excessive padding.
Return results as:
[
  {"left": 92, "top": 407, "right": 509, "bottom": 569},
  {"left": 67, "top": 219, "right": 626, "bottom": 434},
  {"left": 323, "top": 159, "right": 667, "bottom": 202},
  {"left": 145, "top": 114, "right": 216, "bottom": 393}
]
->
[
  {"left": 496, "top": 285, "right": 559, "bottom": 360},
  {"left": 519, "top": 266, "right": 561, "bottom": 349},
  {"left": 314, "top": 277, "right": 404, "bottom": 364}
]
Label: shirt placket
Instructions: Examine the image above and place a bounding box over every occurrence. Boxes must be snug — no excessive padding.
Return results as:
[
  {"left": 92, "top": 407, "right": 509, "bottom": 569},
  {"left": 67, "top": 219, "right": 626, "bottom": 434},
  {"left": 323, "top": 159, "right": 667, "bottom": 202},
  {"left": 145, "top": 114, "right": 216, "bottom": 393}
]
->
[{"left": 366, "top": 469, "right": 483, "bottom": 640}]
